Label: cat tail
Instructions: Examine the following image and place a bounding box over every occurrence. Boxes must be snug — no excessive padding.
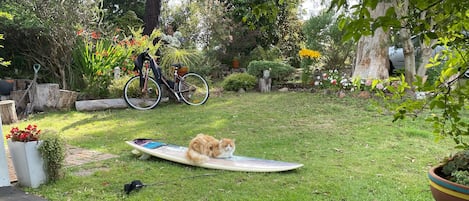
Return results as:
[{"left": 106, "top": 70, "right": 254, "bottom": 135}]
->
[{"left": 185, "top": 149, "right": 209, "bottom": 164}]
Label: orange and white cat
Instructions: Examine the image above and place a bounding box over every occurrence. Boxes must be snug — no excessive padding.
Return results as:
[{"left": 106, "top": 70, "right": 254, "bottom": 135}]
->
[{"left": 185, "top": 134, "right": 236, "bottom": 164}]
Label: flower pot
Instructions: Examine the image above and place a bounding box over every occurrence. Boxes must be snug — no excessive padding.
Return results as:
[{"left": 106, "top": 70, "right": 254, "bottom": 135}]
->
[
  {"left": 7, "top": 140, "right": 46, "bottom": 188},
  {"left": 232, "top": 59, "right": 239, "bottom": 69},
  {"left": 428, "top": 165, "right": 469, "bottom": 201},
  {"left": 0, "top": 79, "right": 14, "bottom": 96}
]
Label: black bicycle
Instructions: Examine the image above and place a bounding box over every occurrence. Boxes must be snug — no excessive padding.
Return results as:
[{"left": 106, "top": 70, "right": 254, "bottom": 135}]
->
[{"left": 123, "top": 49, "right": 209, "bottom": 110}]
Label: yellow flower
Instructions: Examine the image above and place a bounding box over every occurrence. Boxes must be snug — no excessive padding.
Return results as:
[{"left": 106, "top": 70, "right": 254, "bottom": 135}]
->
[{"left": 299, "top": 49, "right": 321, "bottom": 59}]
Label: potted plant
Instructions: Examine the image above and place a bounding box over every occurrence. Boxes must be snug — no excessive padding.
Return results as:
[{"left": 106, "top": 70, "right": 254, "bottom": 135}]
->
[
  {"left": 428, "top": 150, "right": 469, "bottom": 200},
  {"left": 6, "top": 125, "right": 65, "bottom": 187},
  {"left": 6, "top": 124, "right": 46, "bottom": 188}
]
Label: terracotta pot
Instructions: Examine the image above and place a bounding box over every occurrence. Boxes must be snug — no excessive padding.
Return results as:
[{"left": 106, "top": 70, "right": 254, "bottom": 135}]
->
[
  {"left": 232, "top": 59, "right": 239, "bottom": 69},
  {"left": 428, "top": 165, "right": 469, "bottom": 201}
]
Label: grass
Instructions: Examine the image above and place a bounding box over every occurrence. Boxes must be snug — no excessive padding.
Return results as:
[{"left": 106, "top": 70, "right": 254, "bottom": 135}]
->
[{"left": 3, "top": 92, "right": 455, "bottom": 200}]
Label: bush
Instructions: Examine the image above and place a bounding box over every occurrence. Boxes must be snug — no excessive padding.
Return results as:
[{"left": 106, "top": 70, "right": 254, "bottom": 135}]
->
[
  {"left": 108, "top": 75, "right": 132, "bottom": 98},
  {"left": 246, "top": 60, "right": 295, "bottom": 81},
  {"left": 222, "top": 73, "right": 257, "bottom": 91},
  {"left": 38, "top": 130, "right": 66, "bottom": 182},
  {"left": 191, "top": 51, "right": 223, "bottom": 79}
]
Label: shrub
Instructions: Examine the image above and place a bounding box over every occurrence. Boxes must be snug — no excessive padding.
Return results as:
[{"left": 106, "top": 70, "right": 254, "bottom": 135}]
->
[
  {"left": 38, "top": 130, "right": 66, "bottom": 182},
  {"left": 191, "top": 51, "right": 223, "bottom": 79},
  {"left": 108, "top": 75, "right": 132, "bottom": 98},
  {"left": 222, "top": 73, "right": 257, "bottom": 91},
  {"left": 246, "top": 60, "right": 295, "bottom": 81}
]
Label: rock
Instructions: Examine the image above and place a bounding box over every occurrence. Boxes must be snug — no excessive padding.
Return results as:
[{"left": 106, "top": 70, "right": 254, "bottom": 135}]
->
[
  {"left": 278, "top": 87, "right": 289, "bottom": 92},
  {"left": 338, "top": 91, "right": 346, "bottom": 98},
  {"left": 358, "top": 91, "right": 371, "bottom": 99}
]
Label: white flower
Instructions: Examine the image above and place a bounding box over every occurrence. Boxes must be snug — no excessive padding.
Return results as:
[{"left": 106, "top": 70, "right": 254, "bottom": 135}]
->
[{"left": 376, "top": 83, "right": 384, "bottom": 90}]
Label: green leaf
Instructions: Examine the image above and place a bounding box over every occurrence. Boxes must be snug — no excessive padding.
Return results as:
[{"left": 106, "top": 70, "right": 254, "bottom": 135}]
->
[
  {"left": 338, "top": 18, "right": 347, "bottom": 30},
  {"left": 432, "top": 100, "right": 446, "bottom": 109},
  {"left": 385, "top": 7, "right": 395, "bottom": 17},
  {"left": 242, "top": 16, "right": 247, "bottom": 23}
]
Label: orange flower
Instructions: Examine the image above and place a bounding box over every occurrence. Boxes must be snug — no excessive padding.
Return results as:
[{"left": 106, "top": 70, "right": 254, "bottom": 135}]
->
[
  {"left": 101, "top": 50, "right": 109, "bottom": 57},
  {"left": 91, "top": 31, "right": 101, "bottom": 39},
  {"left": 77, "top": 29, "right": 84, "bottom": 36}
]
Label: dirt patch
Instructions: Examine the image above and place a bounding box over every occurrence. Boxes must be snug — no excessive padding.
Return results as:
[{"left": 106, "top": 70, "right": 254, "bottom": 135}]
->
[{"left": 71, "top": 167, "right": 111, "bottom": 177}]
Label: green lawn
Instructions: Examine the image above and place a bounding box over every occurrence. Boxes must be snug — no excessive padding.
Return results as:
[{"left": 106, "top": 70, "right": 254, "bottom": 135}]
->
[{"left": 4, "top": 92, "right": 454, "bottom": 200}]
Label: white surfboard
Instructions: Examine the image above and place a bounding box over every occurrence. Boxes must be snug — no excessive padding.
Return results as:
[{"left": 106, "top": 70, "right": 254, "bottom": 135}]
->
[{"left": 126, "top": 139, "right": 303, "bottom": 172}]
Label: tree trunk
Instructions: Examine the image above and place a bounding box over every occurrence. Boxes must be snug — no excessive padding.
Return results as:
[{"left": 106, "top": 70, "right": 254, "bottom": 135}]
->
[
  {"left": 143, "top": 0, "right": 161, "bottom": 36},
  {"left": 416, "top": 11, "right": 437, "bottom": 82},
  {"left": 392, "top": 0, "right": 416, "bottom": 87},
  {"left": 417, "top": 40, "right": 437, "bottom": 80},
  {"left": 0, "top": 100, "right": 18, "bottom": 124},
  {"left": 352, "top": 2, "right": 391, "bottom": 80},
  {"left": 400, "top": 29, "right": 415, "bottom": 85}
]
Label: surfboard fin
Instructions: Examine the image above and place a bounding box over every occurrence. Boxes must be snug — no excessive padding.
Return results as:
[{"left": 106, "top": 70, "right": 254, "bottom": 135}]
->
[
  {"left": 138, "top": 153, "right": 151, "bottom": 160},
  {"left": 131, "top": 149, "right": 140, "bottom": 155}
]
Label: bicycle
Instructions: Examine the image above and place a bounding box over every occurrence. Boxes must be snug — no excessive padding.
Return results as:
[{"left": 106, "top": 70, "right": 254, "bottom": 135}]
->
[{"left": 123, "top": 48, "right": 209, "bottom": 110}]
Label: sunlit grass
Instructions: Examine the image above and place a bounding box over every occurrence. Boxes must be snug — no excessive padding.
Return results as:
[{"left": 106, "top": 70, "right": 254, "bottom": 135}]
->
[{"left": 3, "top": 92, "right": 455, "bottom": 200}]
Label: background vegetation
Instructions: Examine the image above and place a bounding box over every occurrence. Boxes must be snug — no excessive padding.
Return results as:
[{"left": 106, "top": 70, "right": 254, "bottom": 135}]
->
[{"left": 0, "top": 0, "right": 355, "bottom": 99}]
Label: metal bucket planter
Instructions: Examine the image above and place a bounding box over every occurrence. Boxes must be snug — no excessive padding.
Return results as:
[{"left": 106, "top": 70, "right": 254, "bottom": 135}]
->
[{"left": 7, "top": 140, "right": 46, "bottom": 188}]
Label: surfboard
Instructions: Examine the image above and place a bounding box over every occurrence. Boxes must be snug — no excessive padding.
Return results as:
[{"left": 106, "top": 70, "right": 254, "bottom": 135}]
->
[{"left": 126, "top": 139, "right": 303, "bottom": 172}]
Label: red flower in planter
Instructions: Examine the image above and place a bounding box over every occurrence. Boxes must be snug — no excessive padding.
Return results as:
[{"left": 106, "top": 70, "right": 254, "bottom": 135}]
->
[{"left": 6, "top": 124, "right": 41, "bottom": 142}]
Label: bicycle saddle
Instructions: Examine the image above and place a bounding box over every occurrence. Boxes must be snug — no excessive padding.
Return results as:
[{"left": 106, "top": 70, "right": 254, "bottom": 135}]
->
[{"left": 171, "top": 63, "right": 183, "bottom": 68}]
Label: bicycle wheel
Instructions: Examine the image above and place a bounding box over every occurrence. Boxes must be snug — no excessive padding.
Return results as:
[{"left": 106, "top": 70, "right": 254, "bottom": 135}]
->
[
  {"left": 123, "top": 75, "right": 162, "bottom": 110},
  {"left": 178, "top": 73, "right": 209, "bottom": 105}
]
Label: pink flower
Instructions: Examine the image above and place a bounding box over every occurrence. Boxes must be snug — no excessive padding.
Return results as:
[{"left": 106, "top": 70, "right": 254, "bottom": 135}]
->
[
  {"left": 323, "top": 73, "right": 328, "bottom": 79},
  {"left": 365, "top": 79, "right": 372, "bottom": 86},
  {"left": 331, "top": 79, "right": 337, "bottom": 85}
]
